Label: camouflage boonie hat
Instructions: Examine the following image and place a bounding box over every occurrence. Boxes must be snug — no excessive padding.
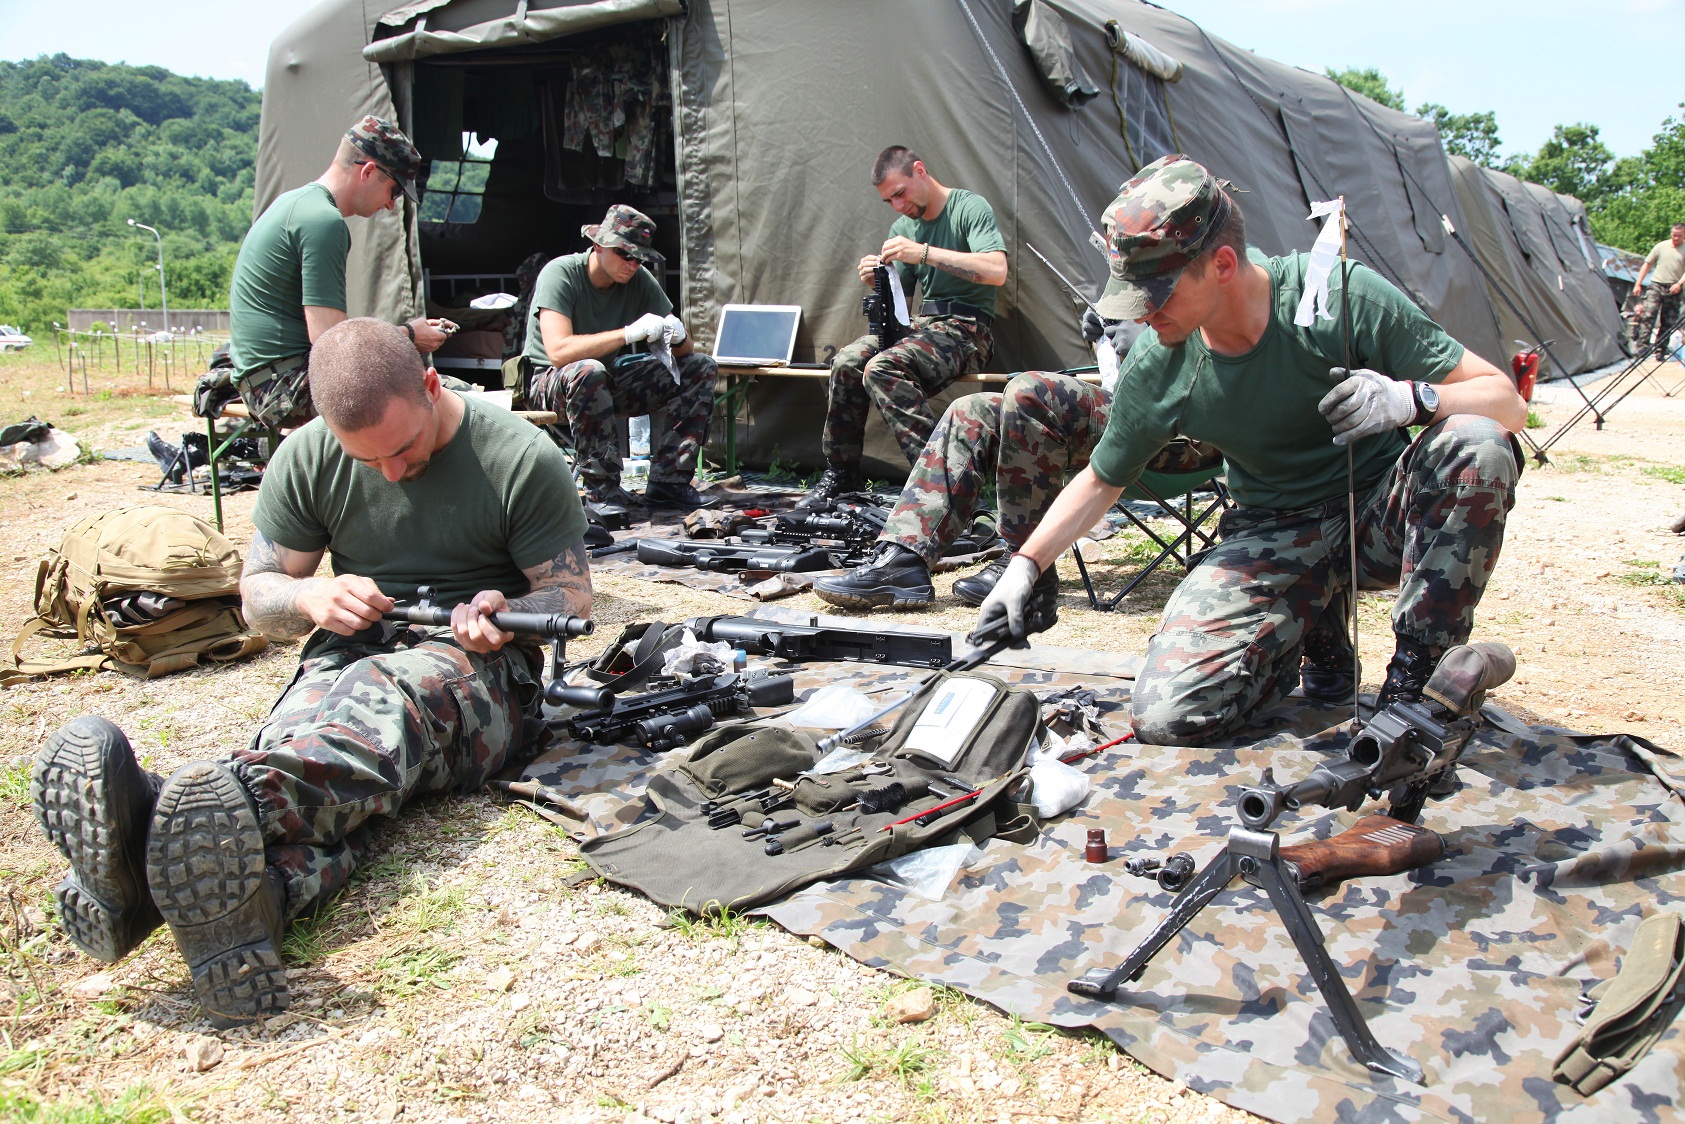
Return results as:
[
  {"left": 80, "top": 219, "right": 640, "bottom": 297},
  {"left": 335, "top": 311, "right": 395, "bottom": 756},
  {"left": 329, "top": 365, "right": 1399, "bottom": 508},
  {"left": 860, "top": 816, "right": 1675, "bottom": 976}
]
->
[
  {"left": 345, "top": 116, "right": 422, "bottom": 203},
  {"left": 582, "top": 205, "right": 664, "bottom": 268},
  {"left": 1096, "top": 154, "right": 1231, "bottom": 319}
]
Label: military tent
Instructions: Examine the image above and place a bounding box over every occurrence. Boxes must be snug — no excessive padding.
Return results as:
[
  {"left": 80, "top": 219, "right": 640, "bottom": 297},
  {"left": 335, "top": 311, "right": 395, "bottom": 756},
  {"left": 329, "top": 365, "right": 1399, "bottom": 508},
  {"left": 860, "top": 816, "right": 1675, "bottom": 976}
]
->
[{"left": 256, "top": 0, "right": 1625, "bottom": 470}]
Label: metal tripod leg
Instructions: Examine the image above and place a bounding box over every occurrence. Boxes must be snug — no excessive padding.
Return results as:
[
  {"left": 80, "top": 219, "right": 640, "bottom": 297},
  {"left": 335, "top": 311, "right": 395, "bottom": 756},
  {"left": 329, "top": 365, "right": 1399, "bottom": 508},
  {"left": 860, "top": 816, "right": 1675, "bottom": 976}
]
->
[
  {"left": 1231, "top": 829, "right": 1423, "bottom": 1084},
  {"left": 1067, "top": 827, "right": 1423, "bottom": 1085},
  {"left": 1068, "top": 848, "right": 1240, "bottom": 999}
]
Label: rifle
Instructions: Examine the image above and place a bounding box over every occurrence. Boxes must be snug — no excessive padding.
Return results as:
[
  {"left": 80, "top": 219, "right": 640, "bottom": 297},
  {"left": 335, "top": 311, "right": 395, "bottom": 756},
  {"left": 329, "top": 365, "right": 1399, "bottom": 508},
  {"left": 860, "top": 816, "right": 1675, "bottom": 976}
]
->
[
  {"left": 567, "top": 669, "right": 796, "bottom": 750},
  {"left": 1068, "top": 641, "right": 1516, "bottom": 1086},
  {"left": 862, "top": 264, "right": 907, "bottom": 349},
  {"left": 684, "top": 614, "right": 952, "bottom": 669},
  {"left": 634, "top": 538, "right": 838, "bottom": 573},
  {"left": 383, "top": 585, "right": 613, "bottom": 711},
  {"left": 737, "top": 494, "right": 889, "bottom": 559}
]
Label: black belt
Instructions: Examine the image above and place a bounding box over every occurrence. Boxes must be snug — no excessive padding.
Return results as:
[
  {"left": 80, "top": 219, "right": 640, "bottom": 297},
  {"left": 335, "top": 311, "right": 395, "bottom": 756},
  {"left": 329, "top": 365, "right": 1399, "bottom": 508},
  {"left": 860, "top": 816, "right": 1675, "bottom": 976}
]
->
[{"left": 920, "top": 300, "right": 993, "bottom": 328}]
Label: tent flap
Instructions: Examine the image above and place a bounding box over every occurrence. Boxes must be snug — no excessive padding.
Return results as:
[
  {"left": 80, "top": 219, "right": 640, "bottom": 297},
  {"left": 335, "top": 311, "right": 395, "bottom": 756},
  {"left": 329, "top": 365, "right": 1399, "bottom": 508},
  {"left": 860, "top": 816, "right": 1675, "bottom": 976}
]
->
[{"left": 364, "top": 0, "right": 687, "bottom": 62}]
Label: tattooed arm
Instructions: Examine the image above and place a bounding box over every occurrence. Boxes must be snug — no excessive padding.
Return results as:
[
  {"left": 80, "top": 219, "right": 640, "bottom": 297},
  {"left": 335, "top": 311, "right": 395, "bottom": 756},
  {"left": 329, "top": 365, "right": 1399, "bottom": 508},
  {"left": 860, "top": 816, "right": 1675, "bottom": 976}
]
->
[
  {"left": 240, "top": 530, "right": 395, "bottom": 639},
  {"left": 450, "top": 538, "right": 592, "bottom": 653},
  {"left": 878, "top": 237, "right": 1008, "bottom": 287}
]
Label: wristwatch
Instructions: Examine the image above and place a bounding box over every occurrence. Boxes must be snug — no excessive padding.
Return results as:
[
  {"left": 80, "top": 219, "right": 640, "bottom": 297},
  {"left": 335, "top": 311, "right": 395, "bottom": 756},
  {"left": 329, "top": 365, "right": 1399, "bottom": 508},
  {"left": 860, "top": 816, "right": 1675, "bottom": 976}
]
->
[{"left": 1411, "top": 381, "right": 1440, "bottom": 427}]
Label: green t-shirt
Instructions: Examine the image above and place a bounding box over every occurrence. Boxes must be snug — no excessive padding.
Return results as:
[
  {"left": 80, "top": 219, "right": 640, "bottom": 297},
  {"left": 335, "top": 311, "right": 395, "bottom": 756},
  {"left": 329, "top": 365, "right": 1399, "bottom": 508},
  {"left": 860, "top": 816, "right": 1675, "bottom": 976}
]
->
[
  {"left": 229, "top": 183, "right": 351, "bottom": 380},
  {"left": 523, "top": 251, "right": 673, "bottom": 367},
  {"left": 1087, "top": 251, "right": 1464, "bottom": 510},
  {"left": 1644, "top": 240, "right": 1685, "bottom": 287},
  {"left": 252, "top": 394, "right": 586, "bottom": 607},
  {"left": 889, "top": 188, "right": 1006, "bottom": 317}
]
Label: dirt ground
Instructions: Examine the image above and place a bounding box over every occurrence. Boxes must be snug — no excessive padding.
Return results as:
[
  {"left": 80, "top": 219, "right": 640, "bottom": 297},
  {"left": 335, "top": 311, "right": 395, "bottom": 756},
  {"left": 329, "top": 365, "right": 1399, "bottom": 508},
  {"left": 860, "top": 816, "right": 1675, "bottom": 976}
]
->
[{"left": 0, "top": 348, "right": 1680, "bottom": 1124}]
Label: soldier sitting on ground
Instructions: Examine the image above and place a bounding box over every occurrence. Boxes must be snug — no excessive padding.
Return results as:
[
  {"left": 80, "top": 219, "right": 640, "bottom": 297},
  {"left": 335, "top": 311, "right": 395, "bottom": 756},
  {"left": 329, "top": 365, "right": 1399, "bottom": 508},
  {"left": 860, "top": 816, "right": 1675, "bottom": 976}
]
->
[
  {"left": 522, "top": 205, "right": 718, "bottom": 512},
  {"left": 228, "top": 116, "right": 454, "bottom": 429},
  {"left": 977, "top": 155, "right": 1526, "bottom": 746},
  {"left": 797, "top": 146, "right": 1008, "bottom": 509},
  {"left": 32, "top": 319, "right": 590, "bottom": 1026}
]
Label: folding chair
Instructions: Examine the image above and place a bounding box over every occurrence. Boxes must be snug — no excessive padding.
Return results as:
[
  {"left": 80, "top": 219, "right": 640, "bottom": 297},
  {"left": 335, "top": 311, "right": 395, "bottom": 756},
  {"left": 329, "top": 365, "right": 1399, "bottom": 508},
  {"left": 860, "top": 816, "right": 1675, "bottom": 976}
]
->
[{"left": 1071, "top": 453, "right": 1230, "bottom": 612}]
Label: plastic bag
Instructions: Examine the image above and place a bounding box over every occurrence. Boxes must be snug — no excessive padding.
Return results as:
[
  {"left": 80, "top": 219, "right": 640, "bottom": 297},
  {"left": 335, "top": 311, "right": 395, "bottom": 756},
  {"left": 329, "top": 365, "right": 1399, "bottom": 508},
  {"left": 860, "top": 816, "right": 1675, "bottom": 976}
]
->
[
  {"left": 660, "top": 630, "right": 733, "bottom": 677},
  {"left": 786, "top": 683, "right": 878, "bottom": 729},
  {"left": 1027, "top": 731, "right": 1092, "bottom": 819},
  {"left": 871, "top": 842, "right": 984, "bottom": 901}
]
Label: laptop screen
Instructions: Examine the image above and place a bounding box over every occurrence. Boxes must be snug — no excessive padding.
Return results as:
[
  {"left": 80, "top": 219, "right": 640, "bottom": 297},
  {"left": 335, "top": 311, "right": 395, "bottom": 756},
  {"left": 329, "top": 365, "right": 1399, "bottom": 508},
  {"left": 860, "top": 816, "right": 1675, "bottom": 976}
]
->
[{"left": 713, "top": 304, "right": 801, "bottom": 365}]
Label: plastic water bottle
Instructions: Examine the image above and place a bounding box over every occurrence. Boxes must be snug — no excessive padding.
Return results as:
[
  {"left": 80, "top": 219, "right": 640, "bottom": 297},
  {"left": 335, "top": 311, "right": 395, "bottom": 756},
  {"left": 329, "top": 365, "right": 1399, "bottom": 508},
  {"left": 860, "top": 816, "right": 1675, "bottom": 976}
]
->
[{"left": 626, "top": 414, "right": 652, "bottom": 483}]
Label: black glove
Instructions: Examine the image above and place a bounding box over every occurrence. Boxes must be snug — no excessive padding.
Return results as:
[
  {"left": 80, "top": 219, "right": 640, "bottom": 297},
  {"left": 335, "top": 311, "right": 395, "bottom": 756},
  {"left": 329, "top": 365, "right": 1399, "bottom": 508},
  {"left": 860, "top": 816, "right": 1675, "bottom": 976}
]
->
[{"left": 1080, "top": 308, "right": 1110, "bottom": 343}]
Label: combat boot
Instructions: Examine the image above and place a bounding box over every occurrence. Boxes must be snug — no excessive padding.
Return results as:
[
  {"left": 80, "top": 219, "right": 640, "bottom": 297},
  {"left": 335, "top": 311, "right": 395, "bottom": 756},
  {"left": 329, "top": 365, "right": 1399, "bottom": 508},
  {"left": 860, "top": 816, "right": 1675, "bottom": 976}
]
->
[
  {"left": 32, "top": 717, "right": 164, "bottom": 962},
  {"left": 814, "top": 542, "right": 934, "bottom": 609},
  {"left": 1377, "top": 634, "right": 1442, "bottom": 709},
  {"left": 795, "top": 463, "right": 864, "bottom": 511},
  {"left": 586, "top": 482, "right": 643, "bottom": 510},
  {"left": 1298, "top": 625, "right": 1359, "bottom": 705},
  {"left": 147, "top": 762, "right": 290, "bottom": 1028},
  {"left": 952, "top": 557, "right": 1009, "bottom": 607},
  {"left": 644, "top": 480, "right": 718, "bottom": 511}
]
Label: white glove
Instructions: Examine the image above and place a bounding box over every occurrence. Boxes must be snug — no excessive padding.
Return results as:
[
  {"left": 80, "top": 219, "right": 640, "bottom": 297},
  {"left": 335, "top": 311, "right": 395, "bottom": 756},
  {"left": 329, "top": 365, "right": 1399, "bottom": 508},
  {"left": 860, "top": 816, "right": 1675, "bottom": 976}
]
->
[
  {"left": 661, "top": 314, "right": 687, "bottom": 345},
  {"left": 1318, "top": 367, "right": 1416, "bottom": 445},
  {"left": 624, "top": 312, "right": 666, "bottom": 346},
  {"left": 975, "top": 554, "right": 1042, "bottom": 641}
]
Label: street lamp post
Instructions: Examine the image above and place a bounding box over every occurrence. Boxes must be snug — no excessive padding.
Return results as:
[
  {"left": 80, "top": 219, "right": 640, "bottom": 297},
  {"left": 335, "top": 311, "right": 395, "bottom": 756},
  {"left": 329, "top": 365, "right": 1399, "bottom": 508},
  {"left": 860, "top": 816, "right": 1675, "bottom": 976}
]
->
[{"left": 127, "top": 219, "right": 167, "bottom": 334}]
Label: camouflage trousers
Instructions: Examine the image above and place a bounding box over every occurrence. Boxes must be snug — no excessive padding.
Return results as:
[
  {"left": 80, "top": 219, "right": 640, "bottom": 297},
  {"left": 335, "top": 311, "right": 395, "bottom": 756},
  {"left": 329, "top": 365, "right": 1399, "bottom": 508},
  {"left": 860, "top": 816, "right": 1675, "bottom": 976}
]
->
[
  {"left": 225, "top": 625, "right": 540, "bottom": 919},
  {"left": 235, "top": 352, "right": 314, "bottom": 429},
  {"left": 1131, "top": 415, "right": 1519, "bottom": 747},
  {"left": 530, "top": 352, "right": 718, "bottom": 492},
  {"left": 822, "top": 317, "right": 993, "bottom": 466},
  {"left": 879, "top": 372, "right": 1216, "bottom": 566},
  {"left": 1629, "top": 284, "right": 1684, "bottom": 355}
]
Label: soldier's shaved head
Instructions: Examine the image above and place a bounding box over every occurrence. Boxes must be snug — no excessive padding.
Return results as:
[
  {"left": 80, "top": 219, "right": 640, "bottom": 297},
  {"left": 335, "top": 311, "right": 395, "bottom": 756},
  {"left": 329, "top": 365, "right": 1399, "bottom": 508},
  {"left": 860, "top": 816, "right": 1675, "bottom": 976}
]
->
[
  {"left": 872, "top": 146, "right": 923, "bottom": 185},
  {"left": 308, "top": 318, "right": 430, "bottom": 432}
]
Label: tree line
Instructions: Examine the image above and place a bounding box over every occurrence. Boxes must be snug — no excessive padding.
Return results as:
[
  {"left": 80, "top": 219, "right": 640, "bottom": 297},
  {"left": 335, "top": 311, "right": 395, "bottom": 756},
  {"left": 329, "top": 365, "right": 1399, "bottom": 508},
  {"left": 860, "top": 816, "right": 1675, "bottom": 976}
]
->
[
  {"left": 1327, "top": 67, "right": 1682, "bottom": 255},
  {"left": 0, "top": 55, "right": 260, "bottom": 334}
]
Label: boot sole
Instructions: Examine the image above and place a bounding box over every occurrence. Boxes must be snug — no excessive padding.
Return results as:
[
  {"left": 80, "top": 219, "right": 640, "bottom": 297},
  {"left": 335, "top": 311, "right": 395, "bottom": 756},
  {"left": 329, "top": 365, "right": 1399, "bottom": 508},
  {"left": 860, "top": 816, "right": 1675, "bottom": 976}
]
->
[
  {"left": 146, "top": 763, "right": 288, "bottom": 1027},
  {"left": 32, "top": 719, "right": 159, "bottom": 962},
  {"left": 814, "top": 583, "right": 934, "bottom": 610}
]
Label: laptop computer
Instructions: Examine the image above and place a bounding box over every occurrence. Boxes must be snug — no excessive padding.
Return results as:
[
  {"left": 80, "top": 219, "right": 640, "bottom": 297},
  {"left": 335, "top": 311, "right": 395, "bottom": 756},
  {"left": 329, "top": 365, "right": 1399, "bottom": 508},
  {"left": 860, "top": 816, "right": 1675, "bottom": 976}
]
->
[{"left": 712, "top": 304, "right": 802, "bottom": 366}]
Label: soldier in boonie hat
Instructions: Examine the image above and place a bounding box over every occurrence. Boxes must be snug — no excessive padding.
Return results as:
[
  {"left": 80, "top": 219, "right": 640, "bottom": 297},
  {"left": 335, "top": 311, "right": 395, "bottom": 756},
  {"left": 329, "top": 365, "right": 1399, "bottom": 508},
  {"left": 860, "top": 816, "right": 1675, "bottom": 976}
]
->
[
  {"left": 344, "top": 115, "right": 423, "bottom": 204},
  {"left": 1095, "top": 154, "right": 1232, "bottom": 320},
  {"left": 581, "top": 204, "right": 665, "bottom": 268}
]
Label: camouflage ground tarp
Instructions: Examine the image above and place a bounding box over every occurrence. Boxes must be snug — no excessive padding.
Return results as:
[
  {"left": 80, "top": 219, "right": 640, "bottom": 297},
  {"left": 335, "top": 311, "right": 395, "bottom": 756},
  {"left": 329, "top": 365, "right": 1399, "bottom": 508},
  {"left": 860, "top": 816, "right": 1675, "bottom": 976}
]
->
[{"left": 513, "top": 608, "right": 1685, "bottom": 1122}]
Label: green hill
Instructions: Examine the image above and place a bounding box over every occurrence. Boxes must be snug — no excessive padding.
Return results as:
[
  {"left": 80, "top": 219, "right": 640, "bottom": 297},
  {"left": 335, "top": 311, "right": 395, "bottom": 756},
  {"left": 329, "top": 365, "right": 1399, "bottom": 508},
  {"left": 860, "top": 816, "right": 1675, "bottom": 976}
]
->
[{"left": 0, "top": 54, "right": 260, "bottom": 332}]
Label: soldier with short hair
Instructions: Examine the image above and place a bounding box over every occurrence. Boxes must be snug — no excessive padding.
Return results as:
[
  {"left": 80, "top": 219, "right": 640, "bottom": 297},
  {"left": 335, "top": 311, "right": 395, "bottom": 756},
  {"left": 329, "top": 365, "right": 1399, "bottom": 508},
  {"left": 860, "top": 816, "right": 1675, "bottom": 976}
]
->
[
  {"left": 32, "top": 318, "right": 590, "bottom": 1026},
  {"left": 798, "top": 146, "right": 1009, "bottom": 508},
  {"left": 978, "top": 154, "right": 1527, "bottom": 747},
  {"left": 1629, "top": 223, "right": 1685, "bottom": 357},
  {"left": 229, "top": 116, "right": 454, "bottom": 428},
  {"left": 523, "top": 205, "right": 718, "bottom": 512}
]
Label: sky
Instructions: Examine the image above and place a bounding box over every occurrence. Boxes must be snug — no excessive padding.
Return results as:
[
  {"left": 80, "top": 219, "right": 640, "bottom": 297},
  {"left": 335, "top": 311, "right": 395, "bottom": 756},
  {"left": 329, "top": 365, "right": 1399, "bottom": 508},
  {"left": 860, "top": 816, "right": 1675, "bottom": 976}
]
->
[{"left": 0, "top": 0, "right": 1679, "bottom": 159}]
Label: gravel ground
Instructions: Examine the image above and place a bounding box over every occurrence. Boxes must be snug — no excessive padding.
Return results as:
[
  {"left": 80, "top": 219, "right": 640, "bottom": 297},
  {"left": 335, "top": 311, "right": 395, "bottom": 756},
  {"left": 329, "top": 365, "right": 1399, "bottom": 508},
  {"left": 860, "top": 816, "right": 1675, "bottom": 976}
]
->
[{"left": 0, "top": 350, "right": 1680, "bottom": 1123}]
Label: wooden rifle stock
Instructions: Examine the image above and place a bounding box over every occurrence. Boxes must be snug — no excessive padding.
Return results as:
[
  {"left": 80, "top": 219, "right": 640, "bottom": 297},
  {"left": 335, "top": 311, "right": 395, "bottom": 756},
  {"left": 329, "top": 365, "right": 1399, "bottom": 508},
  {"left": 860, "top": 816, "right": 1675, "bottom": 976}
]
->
[{"left": 1277, "top": 815, "right": 1444, "bottom": 893}]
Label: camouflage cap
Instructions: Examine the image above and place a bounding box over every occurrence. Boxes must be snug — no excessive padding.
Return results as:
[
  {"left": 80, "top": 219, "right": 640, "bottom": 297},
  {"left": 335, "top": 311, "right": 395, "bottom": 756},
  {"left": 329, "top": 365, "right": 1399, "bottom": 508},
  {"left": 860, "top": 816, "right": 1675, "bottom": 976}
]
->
[
  {"left": 1095, "top": 154, "right": 1231, "bottom": 320},
  {"left": 582, "top": 204, "right": 665, "bottom": 268},
  {"left": 345, "top": 115, "right": 422, "bottom": 203}
]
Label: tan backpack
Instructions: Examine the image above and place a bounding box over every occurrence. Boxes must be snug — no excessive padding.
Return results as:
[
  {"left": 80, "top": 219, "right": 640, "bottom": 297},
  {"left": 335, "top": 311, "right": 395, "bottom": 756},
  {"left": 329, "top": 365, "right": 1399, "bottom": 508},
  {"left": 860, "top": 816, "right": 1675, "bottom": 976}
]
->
[{"left": 3, "top": 505, "right": 267, "bottom": 684}]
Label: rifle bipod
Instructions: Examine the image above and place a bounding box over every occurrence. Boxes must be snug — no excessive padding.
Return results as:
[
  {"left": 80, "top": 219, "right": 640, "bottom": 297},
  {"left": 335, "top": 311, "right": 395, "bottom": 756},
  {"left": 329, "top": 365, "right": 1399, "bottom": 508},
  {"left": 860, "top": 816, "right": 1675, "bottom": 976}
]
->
[{"left": 1067, "top": 824, "right": 1423, "bottom": 1085}]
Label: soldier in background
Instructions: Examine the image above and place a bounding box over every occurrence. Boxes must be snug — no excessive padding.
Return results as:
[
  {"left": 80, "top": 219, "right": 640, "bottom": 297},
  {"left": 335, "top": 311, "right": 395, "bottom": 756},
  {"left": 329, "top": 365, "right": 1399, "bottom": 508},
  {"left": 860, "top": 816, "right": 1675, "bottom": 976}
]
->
[
  {"left": 797, "top": 146, "right": 1008, "bottom": 509},
  {"left": 523, "top": 205, "right": 717, "bottom": 512},
  {"left": 228, "top": 116, "right": 453, "bottom": 428},
  {"left": 1630, "top": 223, "right": 1685, "bottom": 357}
]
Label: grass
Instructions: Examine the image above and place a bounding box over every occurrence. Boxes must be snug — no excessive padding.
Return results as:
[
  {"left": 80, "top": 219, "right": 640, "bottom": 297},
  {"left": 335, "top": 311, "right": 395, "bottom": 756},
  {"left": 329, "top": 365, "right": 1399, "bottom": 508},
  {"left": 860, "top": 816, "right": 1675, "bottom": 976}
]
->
[
  {"left": 0, "top": 1084, "right": 177, "bottom": 1123},
  {"left": 1525, "top": 409, "right": 1546, "bottom": 429},
  {"left": 1641, "top": 464, "right": 1685, "bottom": 486},
  {"left": 837, "top": 1034, "right": 939, "bottom": 1086},
  {"left": 664, "top": 903, "right": 764, "bottom": 943},
  {"left": 0, "top": 758, "right": 31, "bottom": 805},
  {"left": 380, "top": 872, "right": 468, "bottom": 939},
  {"left": 999, "top": 1015, "right": 1057, "bottom": 1065},
  {"left": 374, "top": 946, "right": 463, "bottom": 995}
]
